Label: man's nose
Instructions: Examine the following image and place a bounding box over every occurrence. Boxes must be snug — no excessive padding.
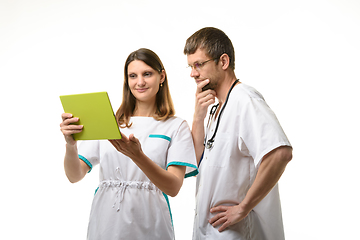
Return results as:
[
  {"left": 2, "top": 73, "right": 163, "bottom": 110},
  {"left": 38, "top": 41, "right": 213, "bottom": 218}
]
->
[{"left": 190, "top": 67, "right": 200, "bottom": 78}]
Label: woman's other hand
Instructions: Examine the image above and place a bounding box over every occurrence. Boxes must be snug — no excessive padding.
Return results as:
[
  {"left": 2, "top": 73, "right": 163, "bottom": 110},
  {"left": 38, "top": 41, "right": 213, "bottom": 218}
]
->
[{"left": 109, "top": 133, "right": 143, "bottom": 160}]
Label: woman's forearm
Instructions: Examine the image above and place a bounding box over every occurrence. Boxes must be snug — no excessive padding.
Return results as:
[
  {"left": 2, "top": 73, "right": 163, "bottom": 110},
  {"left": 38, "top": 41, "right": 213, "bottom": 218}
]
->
[
  {"left": 132, "top": 152, "right": 185, "bottom": 197},
  {"left": 64, "top": 143, "right": 88, "bottom": 183},
  {"left": 108, "top": 136, "right": 186, "bottom": 197}
]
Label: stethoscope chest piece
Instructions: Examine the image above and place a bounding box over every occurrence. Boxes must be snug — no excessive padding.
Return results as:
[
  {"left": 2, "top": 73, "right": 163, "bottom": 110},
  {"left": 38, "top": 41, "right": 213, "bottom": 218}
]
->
[{"left": 205, "top": 140, "right": 214, "bottom": 150}]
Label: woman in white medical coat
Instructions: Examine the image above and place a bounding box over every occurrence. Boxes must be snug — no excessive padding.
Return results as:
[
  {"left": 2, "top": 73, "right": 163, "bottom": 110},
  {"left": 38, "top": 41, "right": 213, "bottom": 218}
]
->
[{"left": 60, "top": 48, "right": 198, "bottom": 240}]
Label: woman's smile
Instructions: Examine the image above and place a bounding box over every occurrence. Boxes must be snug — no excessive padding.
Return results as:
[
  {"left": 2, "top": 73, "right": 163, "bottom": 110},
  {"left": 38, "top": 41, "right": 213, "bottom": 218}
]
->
[{"left": 135, "top": 87, "right": 149, "bottom": 93}]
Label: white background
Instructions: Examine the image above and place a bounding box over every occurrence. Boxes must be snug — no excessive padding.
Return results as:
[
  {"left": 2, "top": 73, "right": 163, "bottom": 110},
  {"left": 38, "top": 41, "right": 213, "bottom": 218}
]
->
[{"left": 1, "top": 0, "right": 359, "bottom": 239}]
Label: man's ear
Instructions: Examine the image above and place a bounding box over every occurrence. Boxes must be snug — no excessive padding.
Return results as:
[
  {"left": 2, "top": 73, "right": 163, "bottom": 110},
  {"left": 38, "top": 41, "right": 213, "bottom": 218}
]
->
[{"left": 219, "top": 53, "right": 230, "bottom": 70}]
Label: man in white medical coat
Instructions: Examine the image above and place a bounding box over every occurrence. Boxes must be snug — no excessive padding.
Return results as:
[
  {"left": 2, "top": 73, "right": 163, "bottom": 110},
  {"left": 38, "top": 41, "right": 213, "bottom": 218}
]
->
[{"left": 184, "top": 27, "right": 293, "bottom": 240}]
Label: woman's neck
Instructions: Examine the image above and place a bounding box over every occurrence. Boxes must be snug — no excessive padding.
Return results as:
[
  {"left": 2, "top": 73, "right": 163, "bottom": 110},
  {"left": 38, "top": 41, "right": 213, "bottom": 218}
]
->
[{"left": 133, "top": 101, "right": 157, "bottom": 117}]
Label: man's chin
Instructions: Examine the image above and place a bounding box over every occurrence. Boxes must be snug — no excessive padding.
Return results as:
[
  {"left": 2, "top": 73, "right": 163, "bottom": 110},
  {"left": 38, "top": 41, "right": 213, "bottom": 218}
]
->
[{"left": 202, "top": 83, "right": 215, "bottom": 91}]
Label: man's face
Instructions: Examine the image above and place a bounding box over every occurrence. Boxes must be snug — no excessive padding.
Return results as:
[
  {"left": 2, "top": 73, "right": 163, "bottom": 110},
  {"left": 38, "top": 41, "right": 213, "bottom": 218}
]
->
[{"left": 187, "top": 48, "right": 221, "bottom": 91}]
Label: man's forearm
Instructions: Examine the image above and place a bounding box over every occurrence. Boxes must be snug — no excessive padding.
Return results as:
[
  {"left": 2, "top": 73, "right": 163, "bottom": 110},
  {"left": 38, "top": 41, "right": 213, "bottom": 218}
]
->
[
  {"left": 191, "top": 118, "right": 206, "bottom": 165},
  {"left": 209, "top": 146, "right": 292, "bottom": 232},
  {"left": 241, "top": 146, "right": 293, "bottom": 211}
]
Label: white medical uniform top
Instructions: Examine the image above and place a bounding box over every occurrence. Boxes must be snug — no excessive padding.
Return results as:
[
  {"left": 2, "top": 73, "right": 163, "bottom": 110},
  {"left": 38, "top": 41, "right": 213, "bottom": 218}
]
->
[
  {"left": 193, "top": 83, "right": 291, "bottom": 240},
  {"left": 78, "top": 116, "right": 198, "bottom": 240}
]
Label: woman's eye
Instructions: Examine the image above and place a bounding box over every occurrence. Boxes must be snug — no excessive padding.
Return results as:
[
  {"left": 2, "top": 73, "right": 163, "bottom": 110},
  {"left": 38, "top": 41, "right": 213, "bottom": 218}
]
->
[
  {"left": 129, "top": 74, "right": 136, "bottom": 79},
  {"left": 144, "top": 72, "right": 151, "bottom": 77}
]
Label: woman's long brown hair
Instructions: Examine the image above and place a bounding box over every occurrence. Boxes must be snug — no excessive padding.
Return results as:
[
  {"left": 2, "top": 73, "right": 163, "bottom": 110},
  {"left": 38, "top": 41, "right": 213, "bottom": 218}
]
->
[{"left": 115, "top": 48, "right": 175, "bottom": 128}]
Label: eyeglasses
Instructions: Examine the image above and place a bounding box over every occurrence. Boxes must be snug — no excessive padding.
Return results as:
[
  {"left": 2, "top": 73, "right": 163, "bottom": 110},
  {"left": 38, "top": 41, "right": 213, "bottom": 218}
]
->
[{"left": 187, "top": 58, "right": 217, "bottom": 71}]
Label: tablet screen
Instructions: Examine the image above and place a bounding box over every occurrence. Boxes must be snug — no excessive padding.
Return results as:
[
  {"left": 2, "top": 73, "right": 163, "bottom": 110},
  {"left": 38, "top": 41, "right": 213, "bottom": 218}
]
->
[{"left": 60, "top": 92, "right": 122, "bottom": 140}]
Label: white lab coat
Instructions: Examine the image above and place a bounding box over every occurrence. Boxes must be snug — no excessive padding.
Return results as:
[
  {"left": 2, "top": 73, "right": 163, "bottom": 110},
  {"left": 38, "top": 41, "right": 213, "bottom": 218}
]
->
[
  {"left": 78, "top": 116, "right": 198, "bottom": 240},
  {"left": 193, "top": 83, "right": 291, "bottom": 240}
]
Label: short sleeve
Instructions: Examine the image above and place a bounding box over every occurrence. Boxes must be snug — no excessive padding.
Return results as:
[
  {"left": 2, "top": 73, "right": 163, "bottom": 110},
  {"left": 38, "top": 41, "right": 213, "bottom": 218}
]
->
[
  {"left": 77, "top": 140, "right": 100, "bottom": 173},
  {"left": 166, "top": 120, "right": 198, "bottom": 178},
  {"left": 239, "top": 97, "right": 291, "bottom": 168}
]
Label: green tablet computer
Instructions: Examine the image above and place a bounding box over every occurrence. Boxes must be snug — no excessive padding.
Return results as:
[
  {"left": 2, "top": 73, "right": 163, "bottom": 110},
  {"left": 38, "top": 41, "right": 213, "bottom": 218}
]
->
[{"left": 60, "top": 92, "right": 122, "bottom": 140}]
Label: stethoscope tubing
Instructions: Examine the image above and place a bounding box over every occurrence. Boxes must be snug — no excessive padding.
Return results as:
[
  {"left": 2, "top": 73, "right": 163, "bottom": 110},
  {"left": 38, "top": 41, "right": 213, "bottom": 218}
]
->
[
  {"left": 199, "top": 79, "right": 239, "bottom": 166},
  {"left": 204, "top": 104, "right": 218, "bottom": 149}
]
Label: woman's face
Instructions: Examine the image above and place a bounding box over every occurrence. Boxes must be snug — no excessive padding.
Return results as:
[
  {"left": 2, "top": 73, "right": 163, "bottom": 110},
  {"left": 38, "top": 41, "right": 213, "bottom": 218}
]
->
[{"left": 127, "top": 60, "right": 165, "bottom": 104}]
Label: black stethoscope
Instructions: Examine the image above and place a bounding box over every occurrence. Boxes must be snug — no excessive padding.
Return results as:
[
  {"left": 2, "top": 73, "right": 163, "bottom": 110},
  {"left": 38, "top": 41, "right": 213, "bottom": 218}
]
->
[{"left": 204, "top": 79, "right": 239, "bottom": 150}]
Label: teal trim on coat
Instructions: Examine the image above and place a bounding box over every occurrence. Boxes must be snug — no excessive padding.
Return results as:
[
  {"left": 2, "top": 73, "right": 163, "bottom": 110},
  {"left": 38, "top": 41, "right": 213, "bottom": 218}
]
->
[
  {"left": 166, "top": 162, "right": 199, "bottom": 178},
  {"left": 78, "top": 154, "right": 92, "bottom": 173},
  {"left": 149, "top": 134, "right": 171, "bottom": 142},
  {"left": 162, "top": 192, "right": 173, "bottom": 227}
]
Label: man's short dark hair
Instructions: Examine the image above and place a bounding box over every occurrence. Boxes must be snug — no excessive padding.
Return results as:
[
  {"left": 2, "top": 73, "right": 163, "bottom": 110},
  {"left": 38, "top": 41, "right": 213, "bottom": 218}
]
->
[{"left": 184, "top": 27, "right": 235, "bottom": 70}]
